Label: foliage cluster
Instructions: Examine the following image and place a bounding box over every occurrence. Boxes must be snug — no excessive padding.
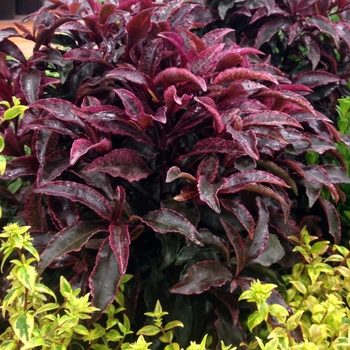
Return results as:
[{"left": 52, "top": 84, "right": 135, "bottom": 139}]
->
[{"left": 0, "top": 0, "right": 349, "bottom": 348}]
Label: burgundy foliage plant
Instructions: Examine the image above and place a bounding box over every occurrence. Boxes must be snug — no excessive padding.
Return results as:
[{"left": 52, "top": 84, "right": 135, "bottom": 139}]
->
[{"left": 0, "top": 0, "right": 349, "bottom": 346}]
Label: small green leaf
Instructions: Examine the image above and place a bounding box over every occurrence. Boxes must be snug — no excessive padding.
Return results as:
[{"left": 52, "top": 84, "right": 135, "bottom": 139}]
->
[
  {"left": 247, "top": 311, "right": 264, "bottom": 331},
  {"left": 310, "top": 241, "right": 329, "bottom": 255},
  {"left": 11, "top": 313, "right": 34, "bottom": 343},
  {"left": 3, "top": 105, "right": 28, "bottom": 120},
  {"left": 34, "top": 303, "right": 60, "bottom": 316},
  {"left": 164, "top": 344, "right": 180, "bottom": 350},
  {"left": 0, "top": 135, "right": 4, "bottom": 153},
  {"left": 164, "top": 320, "right": 184, "bottom": 330},
  {"left": 286, "top": 311, "right": 304, "bottom": 331},
  {"left": 60, "top": 276, "right": 72, "bottom": 297},
  {"left": 159, "top": 330, "right": 173, "bottom": 343},
  {"left": 17, "top": 264, "right": 36, "bottom": 292},
  {"left": 0, "top": 340, "right": 17, "bottom": 350},
  {"left": 0, "top": 156, "right": 6, "bottom": 176},
  {"left": 73, "top": 324, "right": 90, "bottom": 335},
  {"left": 289, "top": 280, "right": 307, "bottom": 294},
  {"left": 137, "top": 325, "right": 160, "bottom": 336},
  {"left": 267, "top": 326, "right": 287, "bottom": 339}
]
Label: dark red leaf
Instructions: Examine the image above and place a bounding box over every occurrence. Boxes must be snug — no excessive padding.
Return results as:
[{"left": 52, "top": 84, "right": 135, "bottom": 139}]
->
[
  {"left": 221, "top": 199, "right": 255, "bottom": 238},
  {"left": 197, "top": 176, "right": 226, "bottom": 213},
  {"left": 106, "top": 68, "right": 154, "bottom": 89},
  {"left": 158, "top": 31, "right": 190, "bottom": 66},
  {"left": 140, "top": 209, "right": 203, "bottom": 246},
  {"left": 170, "top": 260, "right": 232, "bottom": 295},
  {"left": 25, "top": 190, "right": 47, "bottom": 233},
  {"left": 306, "top": 16, "right": 339, "bottom": 47},
  {"left": 221, "top": 170, "right": 289, "bottom": 194},
  {"left": 318, "top": 197, "right": 341, "bottom": 244},
  {"left": 139, "top": 38, "right": 163, "bottom": 78},
  {"left": 109, "top": 224, "right": 130, "bottom": 275},
  {"left": 20, "top": 70, "right": 41, "bottom": 104},
  {"left": 255, "top": 18, "right": 291, "bottom": 49},
  {"left": 303, "top": 35, "right": 321, "bottom": 71},
  {"left": 221, "top": 219, "right": 246, "bottom": 277},
  {"left": 34, "top": 181, "right": 113, "bottom": 220},
  {"left": 214, "top": 67, "right": 278, "bottom": 85},
  {"left": 197, "top": 154, "right": 219, "bottom": 183},
  {"left": 226, "top": 127, "right": 259, "bottom": 160},
  {"left": 70, "top": 138, "right": 111, "bottom": 166},
  {"left": 84, "top": 149, "right": 152, "bottom": 182},
  {"left": 243, "top": 111, "right": 303, "bottom": 128},
  {"left": 38, "top": 221, "right": 107, "bottom": 274},
  {"left": 48, "top": 196, "right": 79, "bottom": 230},
  {"left": 0, "top": 156, "right": 39, "bottom": 180},
  {"left": 246, "top": 198, "right": 269, "bottom": 262},
  {"left": 63, "top": 48, "right": 104, "bottom": 61},
  {"left": 202, "top": 28, "right": 235, "bottom": 47},
  {"left": 336, "top": 21, "right": 350, "bottom": 50},
  {"left": 292, "top": 71, "right": 340, "bottom": 88},
  {"left": 166, "top": 166, "right": 197, "bottom": 183},
  {"left": 154, "top": 67, "right": 207, "bottom": 91},
  {"left": 89, "top": 238, "right": 121, "bottom": 313}
]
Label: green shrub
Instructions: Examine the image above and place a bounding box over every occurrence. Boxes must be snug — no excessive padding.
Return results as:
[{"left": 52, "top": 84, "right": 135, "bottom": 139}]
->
[{"left": 239, "top": 226, "right": 350, "bottom": 349}]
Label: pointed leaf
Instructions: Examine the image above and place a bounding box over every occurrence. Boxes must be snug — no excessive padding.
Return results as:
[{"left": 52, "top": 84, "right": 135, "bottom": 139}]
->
[
  {"left": 197, "top": 176, "right": 226, "bottom": 213},
  {"left": 214, "top": 67, "right": 278, "bottom": 85},
  {"left": 0, "top": 156, "right": 39, "bottom": 180},
  {"left": 226, "top": 127, "right": 259, "bottom": 160},
  {"left": 255, "top": 18, "right": 291, "bottom": 49},
  {"left": 221, "top": 219, "right": 246, "bottom": 276},
  {"left": 195, "top": 96, "right": 224, "bottom": 134},
  {"left": 84, "top": 149, "right": 152, "bottom": 182},
  {"left": 34, "top": 181, "right": 112, "bottom": 220},
  {"left": 318, "top": 197, "right": 341, "bottom": 244},
  {"left": 202, "top": 28, "right": 235, "bottom": 47},
  {"left": 170, "top": 260, "right": 232, "bottom": 295},
  {"left": 20, "top": 70, "right": 41, "bottom": 104},
  {"left": 243, "top": 110, "right": 303, "bottom": 128},
  {"left": 292, "top": 71, "right": 340, "bottom": 88},
  {"left": 250, "top": 234, "right": 285, "bottom": 266},
  {"left": 38, "top": 221, "right": 107, "bottom": 274},
  {"left": 306, "top": 16, "right": 339, "bottom": 47},
  {"left": 109, "top": 225, "right": 130, "bottom": 275},
  {"left": 140, "top": 209, "right": 203, "bottom": 246},
  {"left": 89, "top": 238, "right": 121, "bottom": 313}
]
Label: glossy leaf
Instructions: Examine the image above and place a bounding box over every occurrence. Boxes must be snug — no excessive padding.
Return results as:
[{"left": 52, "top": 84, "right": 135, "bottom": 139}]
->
[
  {"left": 109, "top": 225, "right": 130, "bottom": 275},
  {"left": 170, "top": 260, "right": 232, "bottom": 294},
  {"left": 255, "top": 18, "right": 291, "bottom": 49},
  {"left": 84, "top": 149, "right": 152, "bottom": 182},
  {"left": 292, "top": 71, "right": 340, "bottom": 88}
]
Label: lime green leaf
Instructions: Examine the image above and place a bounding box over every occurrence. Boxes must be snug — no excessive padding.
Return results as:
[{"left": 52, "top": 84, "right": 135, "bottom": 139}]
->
[
  {"left": 3, "top": 105, "right": 28, "bottom": 120},
  {"left": 164, "top": 344, "right": 180, "bottom": 350},
  {"left": 137, "top": 325, "right": 160, "bottom": 336},
  {"left": 11, "top": 313, "right": 34, "bottom": 343},
  {"left": 73, "top": 325, "right": 90, "bottom": 335},
  {"left": 310, "top": 241, "right": 329, "bottom": 255},
  {"left": 286, "top": 311, "right": 303, "bottom": 331},
  {"left": 334, "top": 266, "right": 350, "bottom": 278},
  {"left": 247, "top": 311, "right": 264, "bottom": 331},
  {"left": 0, "top": 340, "right": 17, "bottom": 350},
  {"left": 0, "top": 135, "right": 4, "bottom": 153},
  {"left": 289, "top": 280, "right": 307, "bottom": 294},
  {"left": 267, "top": 326, "right": 288, "bottom": 339},
  {"left": 164, "top": 320, "right": 184, "bottom": 330},
  {"left": 60, "top": 276, "right": 72, "bottom": 297},
  {"left": 268, "top": 304, "right": 289, "bottom": 320},
  {"left": 0, "top": 156, "right": 6, "bottom": 176},
  {"left": 17, "top": 264, "right": 36, "bottom": 292},
  {"left": 34, "top": 303, "right": 60, "bottom": 316},
  {"left": 159, "top": 330, "right": 173, "bottom": 343},
  {"left": 106, "top": 329, "right": 123, "bottom": 341}
]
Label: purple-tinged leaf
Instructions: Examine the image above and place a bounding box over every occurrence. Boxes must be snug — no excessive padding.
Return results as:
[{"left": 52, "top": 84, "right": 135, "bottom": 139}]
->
[
  {"left": 198, "top": 176, "right": 226, "bottom": 214},
  {"left": 214, "top": 67, "right": 278, "bottom": 85},
  {"left": 0, "top": 39, "right": 26, "bottom": 64},
  {"left": 221, "top": 170, "right": 289, "bottom": 194},
  {"left": 170, "top": 260, "right": 232, "bottom": 295},
  {"left": 195, "top": 96, "right": 224, "bottom": 135},
  {"left": 0, "top": 52, "right": 10, "bottom": 80},
  {"left": 292, "top": 71, "right": 340, "bottom": 88},
  {"left": 164, "top": 85, "right": 192, "bottom": 117},
  {"left": 221, "top": 199, "right": 255, "bottom": 238},
  {"left": 197, "top": 229, "right": 230, "bottom": 265},
  {"left": 112, "top": 186, "right": 126, "bottom": 223},
  {"left": 246, "top": 198, "right": 269, "bottom": 262},
  {"left": 306, "top": 16, "right": 339, "bottom": 48},
  {"left": 0, "top": 156, "right": 39, "bottom": 180},
  {"left": 255, "top": 18, "right": 291, "bottom": 49},
  {"left": 109, "top": 224, "right": 130, "bottom": 275},
  {"left": 279, "top": 84, "right": 313, "bottom": 94},
  {"left": 256, "top": 90, "right": 316, "bottom": 115},
  {"left": 126, "top": 8, "right": 153, "bottom": 61},
  {"left": 114, "top": 89, "right": 152, "bottom": 129},
  {"left": 139, "top": 38, "right": 163, "bottom": 78},
  {"left": 288, "top": 21, "right": 305, "bottom": 45},
  {"left": 221, "top": 219, "right": 246, "bottom": 277},
  {"left": 70, "top": 138, "right": 111, "bottom": 166},
  {"left": 158, "top": 31, "right": 190, "bottom": 66},
  {"left": 318, "top": 198, "right": 341, "bottom": 244},
  {"left": 243, "top": 111, "right": 302, "bottom": 129},
  {"left": 166, "top": 166, "right": 197, "bottom": 183},
  {"left": 154, "top": 67, "right": 207, "bottom": 91},
  {"left": 226, "top": 127, "right": 259, "bottom": 160},
  {"left": 38, "top": 221, "right": 107, "bottom": 274},
  {"left": 303, "top": 35, "right": 321, "bottom": 71},
  {"left": 186, "top": 43, "right": 225, "bottom": 76},
  {"left": 48, "top": 196, "right": 79, "bottom": 230},
  {"left": 89, "top": 237, "right": 121, "bottom": 313},
  {"left": 197, "top": 154, "right": 219, "bottom": 183},
  {"left": 322, "top": 165, "right": 350, "bottom": 184},
  {"left": 34, "top": 181, "right": 112, "bottom": 220},
  {"left": 336, "top": 21, "right": 350, "bottom": 50},
  {"left": 202, "top": 28, "right": 235, "bottom": 47},
  {"left": 37, "top": 150, "right": 70, "bottom": 185},
  {"left": 0, "top": 27, "right": 20, "bottom": 41},
  {"left": 106, "top": 68, "right": 154, "bottom": 89},
  {"left": 63, "top": 48, "right": 104, "bottom": 61},
  {"left": 140, "top": 208, "right": 203, "bottom": 246},
  {"left": 30, "top": 98, "right": 85, "bottom": 127},
  {"left": 20, "top": 70, "right": 41, "bottom": 104},
  {"left": 215, "top": 53, "right": 245, "bottom": 72},
  {"left": 84, "top": 149, "right": 152, "bottom": 182},
  {"left": 173, "top": 184, "right": 198, "bottom": 202},
  {"left": 25, "top": 190, "right": 47, "bottom": 233},
  {"left": 247, "top": 64, "right": 290, "bottom": 84}
]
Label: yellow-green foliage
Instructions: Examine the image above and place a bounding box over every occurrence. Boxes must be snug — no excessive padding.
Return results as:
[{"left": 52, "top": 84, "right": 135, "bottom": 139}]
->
[{"left": 239, "top": 226, "right": 350, "bottom": 350}]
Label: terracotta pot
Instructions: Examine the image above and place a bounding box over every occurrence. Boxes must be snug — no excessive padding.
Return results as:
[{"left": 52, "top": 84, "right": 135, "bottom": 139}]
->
[
  {"left": 0, "top": 0, "right": 15, "bottom": 19},
  {"left": 16, "top": 0, "right": 43, "bottom": 15}
]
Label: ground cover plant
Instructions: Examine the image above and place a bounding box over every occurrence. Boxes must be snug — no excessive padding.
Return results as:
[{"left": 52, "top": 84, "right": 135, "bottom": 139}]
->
[{"left": 0, "top": 0, "right": 350, "bottom": 347}]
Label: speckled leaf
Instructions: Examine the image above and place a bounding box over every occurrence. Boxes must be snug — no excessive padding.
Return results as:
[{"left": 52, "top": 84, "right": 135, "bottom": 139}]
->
[
  {"left": 89, "top": 238, "right": 121, "bottom": 312},
  {"left": 140, "top": 209, "right": 203, "bottom": 246},
  {"left": 20, "top": 70, "right": 41, "bottom": 104},
  {"left": 243, "top": 111, "right": 302, "bottom": 128},
  {"left": 109, "top": 225, "right": 130, "bottom": 275},
  {"left": 170, "top": 260, "right": 232, "bottom": 294},
  {"left": 34, "top": 181, "right": 112, "bottom": 220},
  {"left": 84, "top": 149, "right": 152, "bottom": 182},
  {"left": 197, "top": 176, "right": 226, "bottom": 213},
  {"left": 292, "top": 71, "right": 340, "bottom": 88},
  {"left": 306, "top": 16, "right": 339, "bottom": 48},
  {"left": 318, "top": 197, "right": 341, "bottom": 244}
]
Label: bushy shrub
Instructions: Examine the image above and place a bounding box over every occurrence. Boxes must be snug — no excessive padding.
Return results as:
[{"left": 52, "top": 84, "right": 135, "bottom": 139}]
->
[{"left": 0, "top": 0, "right": 349, "bottom": 347}]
